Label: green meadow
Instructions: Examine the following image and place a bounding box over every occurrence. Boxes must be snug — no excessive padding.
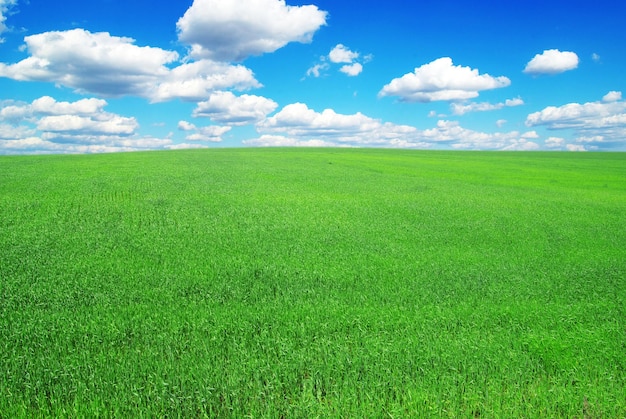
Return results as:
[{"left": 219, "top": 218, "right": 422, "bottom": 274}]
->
[{"left": 1, "top": 148, "right": 625, "bottom": 417}]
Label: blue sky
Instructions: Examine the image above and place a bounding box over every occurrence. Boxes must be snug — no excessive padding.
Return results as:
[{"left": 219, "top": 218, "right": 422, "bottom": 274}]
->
[{"left": 1, "top": 0, "right": 625, "bottom": 154}]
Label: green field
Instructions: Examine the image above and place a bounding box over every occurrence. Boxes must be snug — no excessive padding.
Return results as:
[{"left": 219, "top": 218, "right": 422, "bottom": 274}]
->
[{"left": 1, "top": 148, "right": 625, "bottom": 417}]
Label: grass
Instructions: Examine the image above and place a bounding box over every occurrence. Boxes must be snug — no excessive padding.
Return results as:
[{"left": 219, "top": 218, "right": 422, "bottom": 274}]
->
[{"left": 0, "top": 148, "right": 625, "bottom": 417}]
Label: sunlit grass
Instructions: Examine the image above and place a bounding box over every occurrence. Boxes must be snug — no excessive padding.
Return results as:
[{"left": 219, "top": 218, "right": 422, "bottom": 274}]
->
[{"left": 1, "top": 148, "right": 625, "bottom": 416}]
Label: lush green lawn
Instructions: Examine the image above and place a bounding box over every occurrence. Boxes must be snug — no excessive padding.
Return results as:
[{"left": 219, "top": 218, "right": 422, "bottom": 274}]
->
[{"left": 1, "top": 148, "right": 625, "bottom": 417}]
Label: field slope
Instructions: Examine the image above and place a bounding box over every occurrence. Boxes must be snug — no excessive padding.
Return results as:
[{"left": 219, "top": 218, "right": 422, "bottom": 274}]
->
[{"left": 1, "top": 148, "right": 625, "bottom": 417}]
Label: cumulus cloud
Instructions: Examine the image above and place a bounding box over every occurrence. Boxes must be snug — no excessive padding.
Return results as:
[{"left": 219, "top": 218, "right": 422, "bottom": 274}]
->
[
  {"left": 501, "top": 139, "right": 540, "bottom": 151},
  {"left": 521, "top": 130, "right": 539, "bottom": 139},
  {"left": 37, "top": 114, "right": 137, "bottom": 135},
  {"left": 526, "top": 92, "right": 626, "bottom": 129},
  {"left": 566, "top": 144, "right": 587, "bottom": 151},
  {"left": 0, "top": 123, "right": 35, "bottom": 140},
  {"left": 523, "top": 49, "right": 579, "bottom": 75},
  {"left": 305, "top": 62, "right": 329, "bottom": 78},
  {"left": 150, "top": 60, "right": 261, "bottom": 102},
  {"left": 0, "top": 132, "right": 178, "bottom": 154},
  {"left": 1, "top": 97, "right": 100, "bottom": 122},
  {"left": 192, "top": 91, "right": 278, "bottom": 125},
  {"left": 379, "top": 57, "right": 510, "bottom": 102},
  {"left": 0, "top": 103, "right": 30, "bottom": 122},
  {"left": 178, "top": 121, "right": 196, "bottom": 131},
  {"left": 603, "top": 91, "right": 622, "bottom": 103},
  {"left": 339, "top": 63, "right": 363, "bottom": 77},
  {"left": 329, "top": 44, "right": 359, "bottom": 64},
  {"left": 176, "top": 0, "right": 327, "bottom": 62},
  {"left": 243, "top": 134, "right": 341, "bottom": 147},
  {"left": 257, "top": 102, "right": 425, "bottom": 146},
  {"left": 0, "top": 29, "right": 261, "bottom": 101},
  {"left": 177, "top": 120, "right": 231, "bottom": 142},
  {"left": 526, "top": 91, "right": 626, "bottom": 150},
  {"left": 0, "top": 137, "right": 56, "bottom": 154},
  {"left": 423, "top": 120, "right": 535, "bottom": 150},
  {"left": 0, "top": 29, "right": 177, "bottom": 95},
  {"left": 451, "top": 97, "right": 524, "bottom": 115},
  {"left": 29, "top": 96, "right": 108, "bottom": 115},
  {"left": 165, "top": 143, "right": 209, "bottom": 150},
  {"left": 0, "top": 136, "right": 176, "bottom": 155},
  {"left": 0, "top": 95, "right": 180, "bottom": 154},
  {"left": 306, "top": 44, "right": 369, "bottom": 78},
  {"left": 255, "top": 102, "right": 538, "bottom": 150},
  {"left": 259, "top": 103, "right": 387, "bottom": 136},
  {"left": 545, "top": 136, "right": 566, "bottom": 148},
  {"left": 0, "top": 0, "right": 17, "bottom": 41},
  {"left": 1, "top": 96, "right": 133, "bottom": 128},
  {"left": 0, "top": 96, "right": 138, "bottom": 138}
]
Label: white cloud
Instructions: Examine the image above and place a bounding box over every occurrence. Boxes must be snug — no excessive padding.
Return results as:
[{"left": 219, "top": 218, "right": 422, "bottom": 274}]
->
[
  {"left": 184, "top": 132, "right": 225, "bottom": 142},
  {"left": 329, "top": 44, "right": 359, "bottom": 64},
  {"left": 0, "top": 29, "right": 177, "bottom": 95},
  {"left": 306, "top": 44, "right": 369, "bottom": 78},
  {"left": 379, "top": 57, "right": 510, "bottom": 102},
  {"left": 0, "top": 134, "right": 175, "bottom": 154},
  {"left": 566, "top": 144, "right": 587, "bottom": 151},
  {"left": 576, "top": 135, "right": 610, "bottom": 144},
  {"left": 0, "top": 0, "right": 17, "bottom": 41},
  {"left": 31, "top": 96, "right": 108, "bottom": 115},
  {"left": 165, "top": 143, "right": 210, "bottom": 151},
  {"left": 526, "top": 92, "right": 626, "bottom": 129},
  {"left": 150, "top": 60, "right": 261, "bottom": 102},
  {"left": 37, "top": 133, "right": 172, "bottom": 149},
  {"left": 505, "top": 98, "right": 525, "bottom": 107},
  {"left": 243, "top": 134, "right": 340, "bottom": 147},
  {"left": 177, "top": 121, "right": 231, "bottom": 142},
  {"left": 602, "top": 91, "right": 622, "bottom": 103},
  {"left": 0, "top": 123, "right": 35, "bottom": 139},
  {"left": 0, "top": 96, "right": 109, "bottom": 123},
  {"left": 192, "top": 91, "right": 278, "bottom": 125},
  {"left": 0, "top": 96, "right": 180, "bottom": 154},
  {"left": 424, "top": 120, "right": 521, "bottom": 150},
  {"left": 4, "top": 99, "right": 138, "bottom": 140},
  {"left": 523, "top": 49, "right": 579, "bottom": 75},
  {"left": 0, "top": 29, "right": 261, "bottom": 101},
  {"left": 501, "top": 139, "right": 540, "bottom": 151},
  {"left": 526, "top": 92, "right": 626, "bottom": 149},
  {"left": 451, "top": 97, "right": 524, "bottom": 115},
  {"left": 339, "top": 63, "right": 363, "bottom": 77},
  {"left": 176, "top": 0, "right": 327, "bottom": 62},
  {"left": 256, "top": 102, "right": 537, "bottom": 150},
  {"left": 306, "top": 62, "right": 329, "bottom": 78},
  {"left": 0, "top": 96, "right": 181, "bottom": 155},
  {"left": 259, "top": 103, "right": 385, "bottom": 136},
  {"left": 545, "top": 137, "right": 566, "bottom": 148},
  {"left": 592, "top": 53, "right": 601, "bottom": 62},
  {"left": 0, "top": 103, "right": 31, "bottom": 121},
  {"left": 178, "top": 121, "right": 197, "bottom": 131},
  {"left": 1, "top": 96, "right": 137, "bottom": 135},
  {"left": 0, "top": 137, "right": 56, "bottom": 154},
  {"left": 496, "top": 119, "right": 507, "bottom": 128},
  {"left": 521, "top": 131, "right": 539, "bottom": 139},
  {"left": 0, "top": 0, "right": 16, "bottom": 35},
  {"left": 258, "top": 102, "right": 425, "bottom": 147},
  {"left": 37, "top": 114, "right": 138, "bottom": 135}
]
